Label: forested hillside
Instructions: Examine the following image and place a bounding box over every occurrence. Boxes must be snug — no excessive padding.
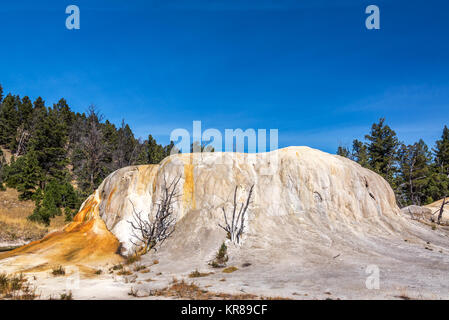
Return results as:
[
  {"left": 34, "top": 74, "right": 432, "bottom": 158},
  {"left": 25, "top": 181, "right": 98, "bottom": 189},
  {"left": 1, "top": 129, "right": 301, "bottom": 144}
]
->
[
  {"left": 337, "top": 118, "right": 449, "bottom": 207},
  {"left": 0, "top": 84, "right": 175, "bottom": 225}
]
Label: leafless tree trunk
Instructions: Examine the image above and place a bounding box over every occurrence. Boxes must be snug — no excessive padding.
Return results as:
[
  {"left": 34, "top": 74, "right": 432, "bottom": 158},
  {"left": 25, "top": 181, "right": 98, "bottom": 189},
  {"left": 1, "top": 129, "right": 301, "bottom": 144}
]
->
[
  {"left": 218, "top": 184, "right": 254, "bottom": 244},
  {"left": 437, "top": 196, "right": 448, "bottom": 225},
  {"left": 128, "top": 175, "right": 181, "bottom": 254},
  {"left": 14, "top": 125, "right": 30, "bottom": 157},
  {"left": 78, "top": 105, "right": 106, "bottom": 191}
]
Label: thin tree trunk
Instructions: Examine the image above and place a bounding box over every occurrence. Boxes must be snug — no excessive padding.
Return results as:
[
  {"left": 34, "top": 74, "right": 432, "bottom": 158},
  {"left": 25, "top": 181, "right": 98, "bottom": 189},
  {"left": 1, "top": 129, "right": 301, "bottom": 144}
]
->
[{"left": 437, "top": 196, "right": 447, "bottom": 225}]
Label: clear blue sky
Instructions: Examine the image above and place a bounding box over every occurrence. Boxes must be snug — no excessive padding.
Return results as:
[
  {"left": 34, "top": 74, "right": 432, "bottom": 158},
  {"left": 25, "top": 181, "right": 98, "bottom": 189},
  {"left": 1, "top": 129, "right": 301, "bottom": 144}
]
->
[{"left": 1, "top": 0, "right": 448, "bottom": 153}]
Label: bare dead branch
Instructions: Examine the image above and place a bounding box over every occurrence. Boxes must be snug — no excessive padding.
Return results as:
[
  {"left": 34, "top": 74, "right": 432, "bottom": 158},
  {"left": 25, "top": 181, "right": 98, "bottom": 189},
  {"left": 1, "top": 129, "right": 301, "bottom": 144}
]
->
[
  {"left": 218, "top": 184, "right": 254, "bottom": 244},
  {"left": 128, "top": 175, "right": 181, "bottom": 254}
]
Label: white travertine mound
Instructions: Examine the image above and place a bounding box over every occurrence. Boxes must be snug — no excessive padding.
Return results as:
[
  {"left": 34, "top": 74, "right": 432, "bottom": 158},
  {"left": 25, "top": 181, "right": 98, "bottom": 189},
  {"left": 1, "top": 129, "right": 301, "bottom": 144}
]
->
[
  {"left": 85, "top": 147, "right": 404, "bottom": 254},
  {"left": 4, "top": 146, "right": 449, "bottom": 299}
]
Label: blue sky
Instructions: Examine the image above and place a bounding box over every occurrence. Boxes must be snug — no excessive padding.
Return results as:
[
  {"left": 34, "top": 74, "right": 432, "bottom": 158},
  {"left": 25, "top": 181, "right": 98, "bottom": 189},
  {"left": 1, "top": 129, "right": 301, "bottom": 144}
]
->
[{"left": 1, "top": 0, "right": 448, "bottom": 153}]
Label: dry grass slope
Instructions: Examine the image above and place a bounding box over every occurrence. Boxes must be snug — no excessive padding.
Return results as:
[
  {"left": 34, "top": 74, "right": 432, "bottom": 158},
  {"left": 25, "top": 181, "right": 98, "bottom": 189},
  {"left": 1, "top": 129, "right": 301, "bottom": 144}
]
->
[{"left": 0, "top": 188, "right": 66, "bottom": 244}]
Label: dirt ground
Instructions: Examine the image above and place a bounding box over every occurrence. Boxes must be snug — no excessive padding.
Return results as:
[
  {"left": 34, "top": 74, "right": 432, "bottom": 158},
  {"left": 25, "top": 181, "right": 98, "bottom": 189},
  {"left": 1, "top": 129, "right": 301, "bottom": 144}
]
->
[{"left": 10, "top": 215, "right": 448, "bottom": 300}]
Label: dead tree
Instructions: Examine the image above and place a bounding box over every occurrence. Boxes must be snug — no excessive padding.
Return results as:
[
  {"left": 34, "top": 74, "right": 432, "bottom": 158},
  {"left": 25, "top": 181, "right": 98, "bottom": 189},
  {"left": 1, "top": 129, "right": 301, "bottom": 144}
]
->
[
  {"left": 128, "top": 175, "right": 181, "bottom": 254},
  {"left": 218, "top": 184, "right": 254, "bottom": 244},
  {"left": 14, "top": 125, "right": 30, "bottom": 157},
  {"left": 437, "top": 196, "right": 448, "bottom": 225}
]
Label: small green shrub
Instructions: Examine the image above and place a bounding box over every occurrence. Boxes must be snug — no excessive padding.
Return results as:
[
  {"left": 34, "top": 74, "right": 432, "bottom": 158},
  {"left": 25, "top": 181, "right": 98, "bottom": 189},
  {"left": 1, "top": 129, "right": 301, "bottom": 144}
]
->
[
  {"left": 112, "top": 264, "right": 123, "bottom": 271},
  {"left": 189, "top": 270, "right": 213, "bottom": 278},
  {"left": 134, "top": 264, "right": 146, "bottom": 272},
  {"left": 117, "top": 270, "right": 133, "bottom": 276},
  {"left": 222, "top": 266, "right": 238, "bottom": 273},
  {"left": 209, "top": 242, "right": 229, "bottom": 268},
  {"left": 60, "top": 291, "right": 73, "bottom": 300},
  {"left": 52, "top": 265, "right": 66, "bottom": 276},
  {"left": 125, "top": 254, "right": 141, "bottom": 265}
]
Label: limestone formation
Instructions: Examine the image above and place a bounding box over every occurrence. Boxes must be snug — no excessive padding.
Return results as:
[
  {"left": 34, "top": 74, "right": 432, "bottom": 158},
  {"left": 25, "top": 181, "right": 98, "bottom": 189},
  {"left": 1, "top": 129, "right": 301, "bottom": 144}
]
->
[{"left": 2, "top": 147, "right": 449, "bottom": 300}]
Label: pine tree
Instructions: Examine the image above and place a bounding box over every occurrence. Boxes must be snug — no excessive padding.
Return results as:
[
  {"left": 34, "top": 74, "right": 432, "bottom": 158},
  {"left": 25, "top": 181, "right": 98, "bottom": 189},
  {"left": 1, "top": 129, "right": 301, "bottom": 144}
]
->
[
  {"left": 4, "top": 152, "right": 43, "bottom": 200},
  {"left": 337, "top": 146, "right": 350, "bottom": 158},
  {"left": 0, "top": 149, "right": 6, "bottom": 191},
  {"left": 434, "top": 126, "right": 449, "bottom": 176},
  {"left": 29, "top": 179, "right": 79, "bottom": 225},
  {"left": 0, "top": 84, "right": 3, "bottom": 104},
  {"left": 351, "top": 139, "right": 370, "bottom": 168},
  {"left": 0, "top": 94, "right": 20, "bottom": 147},
  {"left": 164, "top": 141, "right": 177, "bottom": 157},
  {"left": 429, "top": 126, "right": 449, "bottom": 201},
  {"left": 365, "top": 118, "right": 399, "bottom": 186},
  {"left": 19, "top": 96, "right": 33, "bottom": 129},
  {"left": 147, "top": 134, "right": 165, "bottom": 164},
  {"left": 101, "top": 120, "right": 118, "bottom": 171},
  {"left": 114, "top": 120, "right": 137, "bottom": 169},
  {"left": 28, "top": 106, "right": 69, "bottom": 186},
  {"left": 397, "top": 140, "right": 432, "bottom": 206}
]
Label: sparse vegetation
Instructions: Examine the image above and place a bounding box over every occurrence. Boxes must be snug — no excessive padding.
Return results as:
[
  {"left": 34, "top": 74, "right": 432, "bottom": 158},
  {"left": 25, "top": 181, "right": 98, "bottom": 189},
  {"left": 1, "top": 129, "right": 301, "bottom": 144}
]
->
[
  {"left": 117, "top": 269, "right": 133, "bottom": 276},
  {"left": 209, "top": 242, "right": 229, "bottom": 268},
  {"left": 128, "top": 287, "right": 138, "bottom": 297},
  {"left": 60, "top": 291, "right": 73, "bottom": 300},
  {"left": 51, "top": 265, "right": 66, "bottom": 276},
  {"left": 222, "top": 266, "right": 238, "bottom": 273},
  {"left": 149, "top": 280, "right": 259, "bottom": 300},
  {"left": 125, "top": 254, "right": 141, "bottom": 265},
  {"left": 134, "top": 264, "right": 147, "bottom": 272},
  {"left": 0, "top": 273, "right": 38, "bottom": 300},
  {"left": 112, "top": 264, "right": 123, "bottom": 271},
  {"left": 189, "top": 270, "right": 213, "bottom": 278},
  {"left": 94, "top": 269, "right": 102, "bottom": 275}
]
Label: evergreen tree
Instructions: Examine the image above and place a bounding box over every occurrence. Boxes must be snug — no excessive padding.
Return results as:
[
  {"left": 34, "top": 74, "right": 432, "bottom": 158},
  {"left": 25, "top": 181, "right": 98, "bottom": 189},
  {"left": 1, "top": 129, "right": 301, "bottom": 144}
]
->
[
  {"left": 0, "top": 88, "right": 172, "bottom": 224},
  {"left": 0, "top": 149, "right": 5, "bottom": 191},
  {"left": 18, "top": 96, "right": 33, "bottom": 129},
  {"left": 0, "top": 84, "right": 3, "bottom": 104},
  {"left": 112, "top": 120, "right": 139, "bottom": 169},
  {"left": 164, "top": 140, "right": 177, "bottom": 157},
  {"left": 337, "top": 146, "right": 350, "bottom": 158},
  {"left": 29, "top": 180, "right": 78, "bottom": 225},
  {"left": 351, "top": 139, "right": 370, "bottom": 168},
  {"left": 365, "top": 118, "right": 399, "bottom": 186},
  {"left": 147, "top": 134, "right": 165, "bottom": 164},
  {"left": 28, "top": 106, "right": 69, "bottom": 186},
  {"left": 101, "top": 120, "right": 118, "bottom": 171},
  {"left": 429, "top": 126, "right": 449, "bottom": 201},
  {"left": 397, "top": 140, "right": 432, "bottom": 206},
  {"left": 0, "top": 94, "right": 20, "bottom": 147},
  {"left": 434, "top": 125, "right": 449, "bottom": 177},
  {"left": 4, "top": 152, "right": 43, "bottom": 200}
]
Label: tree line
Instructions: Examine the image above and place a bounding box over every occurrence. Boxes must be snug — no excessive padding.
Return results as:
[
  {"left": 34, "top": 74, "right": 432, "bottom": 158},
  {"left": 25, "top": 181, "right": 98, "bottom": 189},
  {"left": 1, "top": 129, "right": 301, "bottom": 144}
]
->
[
  {"left": 337, "top": 118, "right": 449, "bottom": 208},
  {"left": 0, "top": 84, "right": 175, "bottom": 224}
]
